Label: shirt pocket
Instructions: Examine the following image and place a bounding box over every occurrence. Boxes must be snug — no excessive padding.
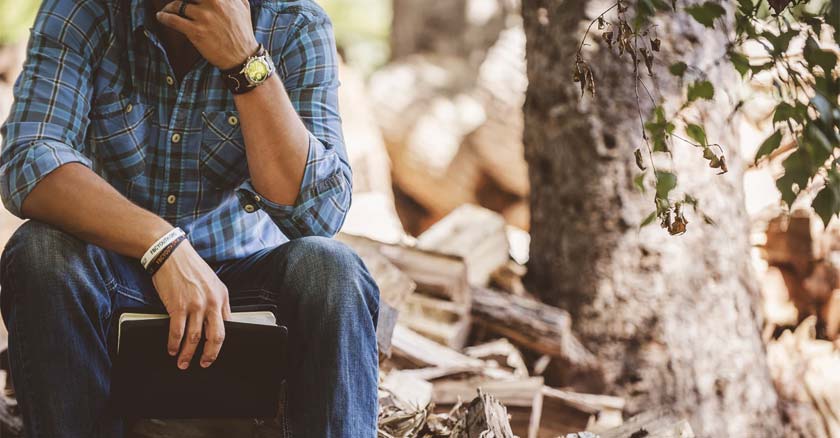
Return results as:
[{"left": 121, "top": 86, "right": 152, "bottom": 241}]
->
[
  {"left": 88, "top": 96, "right": 151, "bottom": 181},
  {"left": 199, "top": 110, "right": 249, "bottom": 190}
]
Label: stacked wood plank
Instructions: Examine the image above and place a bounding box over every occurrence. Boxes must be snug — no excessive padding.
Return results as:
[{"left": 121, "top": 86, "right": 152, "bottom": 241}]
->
[
  {"left": 341, "top": 204, "right": 630, "bottom": 438},
  {"left": 760, "top": 210, "right": 840, "bottom": 338},
  {"left": 757, "top": 209, "right": 840, "bottom": 437},
  {"left": 369, "top": 18, "right": 531, "bottom": 232}
]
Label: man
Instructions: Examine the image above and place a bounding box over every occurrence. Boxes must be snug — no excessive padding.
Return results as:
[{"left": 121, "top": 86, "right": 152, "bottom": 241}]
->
[{"left": 0, "top": 0, "right": 379, "bottom": 436}]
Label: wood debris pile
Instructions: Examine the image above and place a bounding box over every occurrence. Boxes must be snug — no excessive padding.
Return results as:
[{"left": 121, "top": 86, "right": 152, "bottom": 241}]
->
[
  {"left": 335, "top": 202, "right": 695, "bottom": 438},
  {"left": 756, "top": 209, "right": 840, "bottom": 437}
]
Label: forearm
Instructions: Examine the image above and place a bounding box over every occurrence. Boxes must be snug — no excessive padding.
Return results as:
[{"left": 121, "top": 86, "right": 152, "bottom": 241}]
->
[
  {"left": 233, "top": 73, "right": 310, "bottom": 205},
  {"left": 20, "top": 163, "right": 173, "bottom": 259}
]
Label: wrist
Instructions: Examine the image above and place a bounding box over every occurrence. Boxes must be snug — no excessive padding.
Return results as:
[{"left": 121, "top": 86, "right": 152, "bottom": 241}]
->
[
  {"left": 146, "top": 234, "right": 188, "bottom": 277},
  {"left": 131, "top": 220, "right": 175, "bottom": 259},
  {"left": 141, "top": 227, "right": 187, "bottom": 274},
  {"left": 218, "top": 39, "right": 260, "bottom": 71},
  {"left": 219, "top": 42, "right": 274, "bottom": 95}
]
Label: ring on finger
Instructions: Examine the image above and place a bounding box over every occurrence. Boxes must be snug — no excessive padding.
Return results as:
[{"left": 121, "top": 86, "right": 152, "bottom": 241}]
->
[{"left": 178, "top": 0, "right": 189, "bottom": 18}]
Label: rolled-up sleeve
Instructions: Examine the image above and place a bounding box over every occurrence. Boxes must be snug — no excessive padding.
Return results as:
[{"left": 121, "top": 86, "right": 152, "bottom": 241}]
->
[
  {"left": 236, "top": 9, "right": 352, "bottom": 239},
  {"left": 0, "top": 0, "right": 105, "bottom": 217}
]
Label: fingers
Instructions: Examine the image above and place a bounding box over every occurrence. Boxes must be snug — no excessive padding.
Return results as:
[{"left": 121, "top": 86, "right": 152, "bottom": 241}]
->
[
  {"left": 200, "top": 311, "right": 225, "bottom": 368},
  {"left": 156, "top": 1, "right": 199, "bottom": 34},
  {"left": 167, "top": 311, "right": 187, "bottom": 356},
  {"left": 222, "top": 293, "right": 233, "bottom": 320},
  {"left": 177, "top": 307, "right": 205, "bottom": 370}
]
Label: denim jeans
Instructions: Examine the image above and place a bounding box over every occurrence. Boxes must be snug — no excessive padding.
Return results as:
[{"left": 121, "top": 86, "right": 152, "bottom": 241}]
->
[{"left": 0, "top": 220, "right": 380, "bottom": 438}]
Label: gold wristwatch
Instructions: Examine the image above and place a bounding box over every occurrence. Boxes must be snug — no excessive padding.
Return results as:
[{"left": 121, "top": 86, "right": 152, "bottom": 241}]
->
[{"left": 220, "top": 44, "right": 275, "bottom": 95}]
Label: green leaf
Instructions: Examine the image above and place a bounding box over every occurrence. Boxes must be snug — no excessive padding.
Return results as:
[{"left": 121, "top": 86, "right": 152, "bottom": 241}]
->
[
  {"left": 813, "top": 185, "right": 838, "bottom": 227},
  {"left": 669, "top": 62, "right": 688, "bottom": 77},
  {"left": 640, "top": 211, "right": 657, "bottom": 228},
  {"left": 728, "top": 51, "right": 750, "bottom": 77},
  {"left": 812, "top": 170, "right": 840, "bottom": 227},
  {"left": 685, "top": 1, "right": 726, "bottom": 28},
  {"left": 652, "top": 0, "right": 672, "bottom": 11},
  {"left": 754, "top": 130, "right": 782, "bottom": 163},
  {"left": 805, "top": 123, "right": 833, "bottom": 156},
  {"left": 804, "top": 37, "right": 838, "bottom": 77},
  {"left": 762, "top": 29, "right": 799, "bottom": 57},
  {"left": 750, "top": 61, "right": 775, "bottom": 74},
  {"left": 776, "top": 148, "right": 811, "bottom": 206},
  {"left": 768, "top": 0, "right": 792, "bottom": 15},
  {"left": 737, "top": 0, "right": 754, "bottom": 16},
  {"left": 686, "top": 123, "right": 708, "bottom": 146},
  {"left": 804, "top": 16, "right": 823, "bottom": 36},
  {"left": 655, "top": 171, "right": 678, "bottom": 199},
  {"left": 645, "top": 106, "right": 674, "bottom": 153},
  {"left": 634, "top": 172, "right": 647, "bottom": 192},
  {"left": 831, "top": 0, "right": 840, "bottom": 45},
  {"left": 736, "top": 14, "right": 757, "bottom": 38},
  {"left": 687, "top": 80, "right": 715, "bottom": 102},
  {"left": 773, "top": 102, "right": 807, "bottom": 125}
]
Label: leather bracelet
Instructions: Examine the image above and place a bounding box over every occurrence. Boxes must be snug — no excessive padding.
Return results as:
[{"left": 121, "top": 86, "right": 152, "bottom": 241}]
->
[{"left": 145, "top": 234, "right": 187, "bottom": 276}]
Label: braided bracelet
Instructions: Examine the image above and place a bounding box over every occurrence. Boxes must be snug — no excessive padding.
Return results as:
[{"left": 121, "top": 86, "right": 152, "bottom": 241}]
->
[{"left": 145, "top": 234, "right": 187, "bottom": 276}]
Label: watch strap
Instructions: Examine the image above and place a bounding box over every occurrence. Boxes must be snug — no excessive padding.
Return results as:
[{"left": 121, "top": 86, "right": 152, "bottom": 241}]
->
[{"left": 220, "top": 44, "right": 273, "bottom": 95}]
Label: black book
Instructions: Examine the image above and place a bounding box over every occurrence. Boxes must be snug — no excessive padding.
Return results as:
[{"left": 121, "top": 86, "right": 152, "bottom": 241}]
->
[{"left": 110, "top": 305, "right": 288, "bottom": 419}]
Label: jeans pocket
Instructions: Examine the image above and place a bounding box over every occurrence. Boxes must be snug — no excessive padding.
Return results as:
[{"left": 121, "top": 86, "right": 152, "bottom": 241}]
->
[
  {"left": 199, "top": 110, "right": 249, "bottom": 190},
  {"left": 89, "top": 96, "right": 152, "bottom": 181}
]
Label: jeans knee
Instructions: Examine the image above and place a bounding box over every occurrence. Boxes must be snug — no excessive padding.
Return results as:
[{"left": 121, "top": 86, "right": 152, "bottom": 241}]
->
[
  {"left": 2, "top": 221, "right": 86, "bottom": 277},
  {"left": 282, "top": 236, "right": 380, "bottom": 321},
  {"left": 1, "top": 221, "right": 108, "bottom": 317}
]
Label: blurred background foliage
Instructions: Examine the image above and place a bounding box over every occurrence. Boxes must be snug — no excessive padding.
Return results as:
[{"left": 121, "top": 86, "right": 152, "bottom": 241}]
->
[
  {"left": 0, "top": 0, "right": 40, "bottom": 45},
  {"left": 318, "top": 0, "right": 391, "bottom": 74}
]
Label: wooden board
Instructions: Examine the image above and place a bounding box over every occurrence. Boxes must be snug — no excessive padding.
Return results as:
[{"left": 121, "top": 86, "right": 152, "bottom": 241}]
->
[
  {"left": 471, "top": 288, "right": 597, "bottom": 370},
  {"left": 417, "top": 204, "right": 510, "bottom": 286}
]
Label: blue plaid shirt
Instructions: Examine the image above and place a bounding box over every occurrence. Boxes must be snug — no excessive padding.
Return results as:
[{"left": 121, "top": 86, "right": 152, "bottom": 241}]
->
[{"left": 0, "top": 0, "right": 351, "bottom": 262}]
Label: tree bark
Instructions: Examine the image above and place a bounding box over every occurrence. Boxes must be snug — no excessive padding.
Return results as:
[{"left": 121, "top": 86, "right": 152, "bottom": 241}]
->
[{"left": 521, "top": 1, "right": 785, "bottom": 436}]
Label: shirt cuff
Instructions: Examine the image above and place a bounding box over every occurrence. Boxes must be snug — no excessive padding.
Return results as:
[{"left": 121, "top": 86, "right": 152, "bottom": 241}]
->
[
  {"left": 0, "top": 140, "right": 93, "bottom": 217},
  {"left": 234, "top": 132, "right": 349, "bottom": 238}
]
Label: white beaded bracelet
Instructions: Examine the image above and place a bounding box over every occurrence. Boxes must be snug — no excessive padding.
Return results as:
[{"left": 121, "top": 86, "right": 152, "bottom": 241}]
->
[{"left": 140, "top": 227, "right": 186, "bottom": 269}]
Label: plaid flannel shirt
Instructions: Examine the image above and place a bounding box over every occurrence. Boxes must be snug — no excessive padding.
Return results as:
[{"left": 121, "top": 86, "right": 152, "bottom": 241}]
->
[{"left": 0, "top": 0, "right": 352, "bottom": 262}]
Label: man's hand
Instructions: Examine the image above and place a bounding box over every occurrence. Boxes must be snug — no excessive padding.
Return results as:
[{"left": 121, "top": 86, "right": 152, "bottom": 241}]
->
[
  {"left": 152, "top": 241, "right": 232, "bottom": 369},
  {"left": 156, "top": 0, "right": 259, "bottom": 70}
]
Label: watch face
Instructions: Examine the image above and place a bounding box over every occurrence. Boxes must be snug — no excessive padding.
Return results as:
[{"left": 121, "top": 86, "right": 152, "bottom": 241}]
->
[{"left": 245, "top": 58, "right": 270, "bottom": 84}]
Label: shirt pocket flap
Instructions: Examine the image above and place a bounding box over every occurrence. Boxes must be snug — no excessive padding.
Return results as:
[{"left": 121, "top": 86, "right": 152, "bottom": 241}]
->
[
  {"left": 199, "top": 110, "right": 249, "bottom": 190},
  {"left": 89, "top": 97, "right": 152, "bottom": 181}
]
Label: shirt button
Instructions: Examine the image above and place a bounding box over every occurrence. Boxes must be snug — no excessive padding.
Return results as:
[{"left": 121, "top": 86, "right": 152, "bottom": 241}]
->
[
  {"left": 125, "top": 103, "right": 133, "bottom": 114},
  {"left": 227, "top": 116, "right": 239, "bottom": 126},
  {"left": 171, "top": 133, "right": 181, "bottom": 143},
  {"left": 254, "top": 195, "right": 262, "bottom": 202},
  {"left": 166, "top": 195, "right": 177, "bottom": 204},
  {"left": 166, "top": 76, "right": 175, "bottom": 86},
  {"left": 244, "top": 204, "right": 256, "bottom": 213}
]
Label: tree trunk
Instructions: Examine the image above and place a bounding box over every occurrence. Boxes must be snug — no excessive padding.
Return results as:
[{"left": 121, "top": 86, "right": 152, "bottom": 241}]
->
[{"left": 521, "top": 1, "right": 785, "bottom": 436}]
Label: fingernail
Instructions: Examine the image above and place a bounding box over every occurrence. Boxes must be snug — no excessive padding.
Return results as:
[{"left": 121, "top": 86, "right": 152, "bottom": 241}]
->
[
  {"left": 201, "top": 361, "right": 210, "bottom": 368},
  {"left": 178, "top": 361, "right": 188, "bottom": 370},
  {"left": 169, "top": 349, "right": 177, "bottom": 356}
]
